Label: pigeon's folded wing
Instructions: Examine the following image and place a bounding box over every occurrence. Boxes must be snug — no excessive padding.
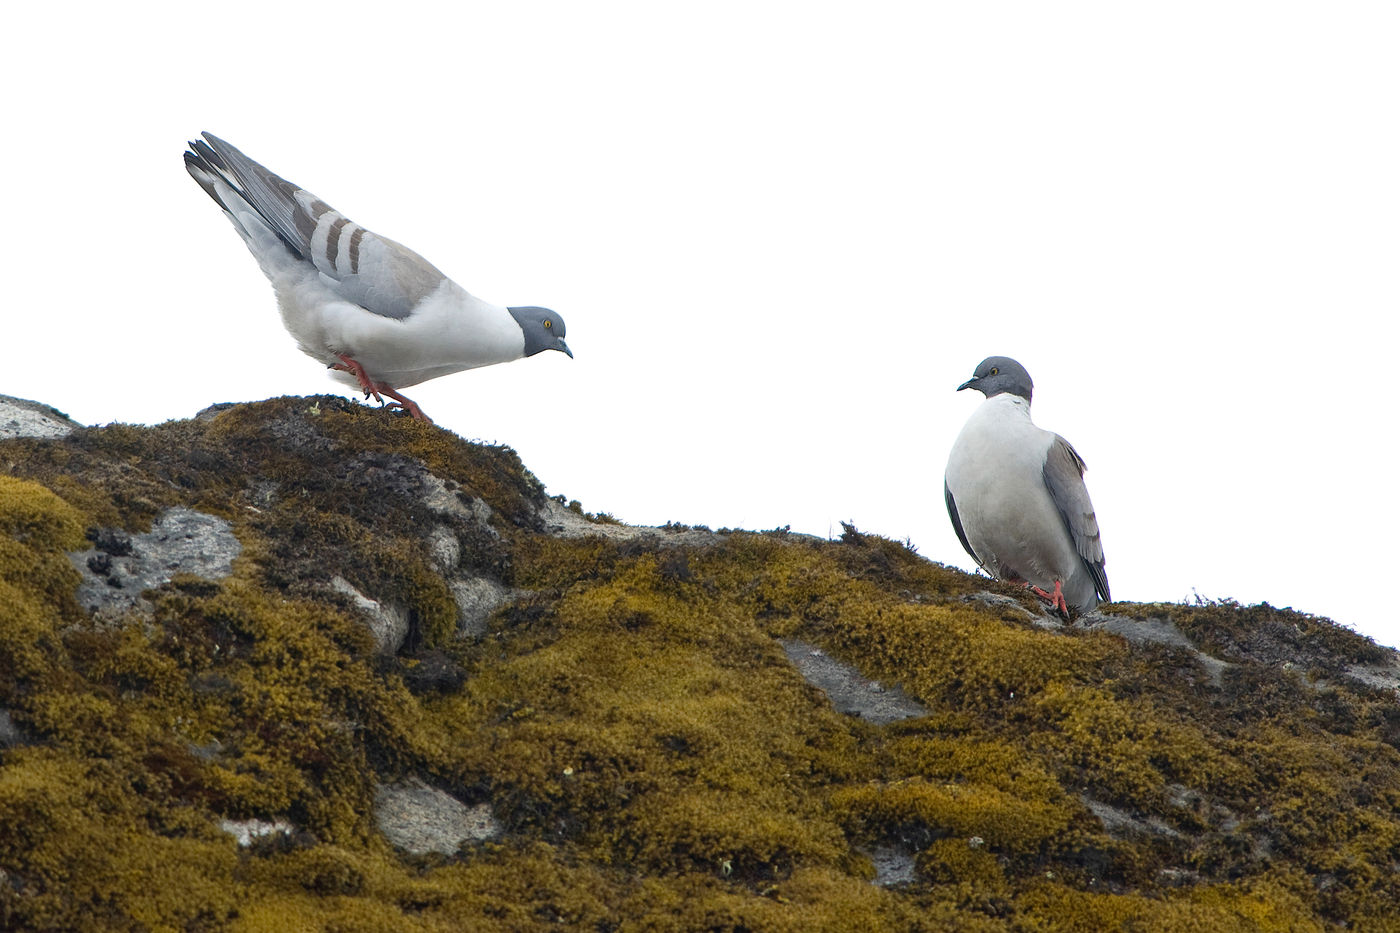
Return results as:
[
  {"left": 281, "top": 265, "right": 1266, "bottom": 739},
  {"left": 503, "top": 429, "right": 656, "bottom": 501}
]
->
[
  {"left": 1043, "top": 436, "right": 1110, "bottom": 602},
  {"left": 185, "top": 133, "right": 446, "bottom": 321}
]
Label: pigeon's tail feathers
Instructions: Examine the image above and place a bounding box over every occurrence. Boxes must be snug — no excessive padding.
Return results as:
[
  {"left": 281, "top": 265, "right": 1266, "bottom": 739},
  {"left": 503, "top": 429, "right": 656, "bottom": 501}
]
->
[
  {"left": 184, "top": 133, "right": 319, "bottom": 261},
  {"left": 183, "top": 147, "right": 228, "bottom": 207},
  {"left": 183, "top": 140, "right": 290, "bottom": 262}
]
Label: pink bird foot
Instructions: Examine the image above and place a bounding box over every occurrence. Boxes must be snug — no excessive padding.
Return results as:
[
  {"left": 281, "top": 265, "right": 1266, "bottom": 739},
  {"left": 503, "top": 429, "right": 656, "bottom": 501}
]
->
[
  {"left": 376, "top": 385, "right": 433, "bottom": 423},
  {"left": 332, "top": 355, "right": 433, "bottom": 422},
  {"left": 1029, "top": 580, "right": 1070, "bottom": 617},
  {"left": 332, "top": 354, "right": 383, "bottom": 404}
]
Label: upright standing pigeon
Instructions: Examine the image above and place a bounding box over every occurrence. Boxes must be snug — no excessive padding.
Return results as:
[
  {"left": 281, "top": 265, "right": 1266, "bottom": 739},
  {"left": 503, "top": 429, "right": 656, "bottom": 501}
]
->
[
  {"left": 184, "top": 133, "right": 571, "bottom": 422},
  {"left": 944, "top": 356, "right": 1109, "bottom": 615}
]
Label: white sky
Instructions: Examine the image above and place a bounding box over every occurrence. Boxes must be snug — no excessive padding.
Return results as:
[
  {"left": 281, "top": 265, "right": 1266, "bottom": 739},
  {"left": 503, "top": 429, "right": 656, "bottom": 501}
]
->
[{"left": 4, "top": 3, "right": 1398, "bottom": 647}]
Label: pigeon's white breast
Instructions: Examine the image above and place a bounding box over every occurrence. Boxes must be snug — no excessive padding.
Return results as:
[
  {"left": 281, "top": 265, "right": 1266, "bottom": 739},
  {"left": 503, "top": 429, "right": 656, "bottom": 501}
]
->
[
  {"left": 276, "top": 276, "right": 527, "bottom": 389},
  {"left": 944, "top": 394, "right": 1080, "bottom": 589}
]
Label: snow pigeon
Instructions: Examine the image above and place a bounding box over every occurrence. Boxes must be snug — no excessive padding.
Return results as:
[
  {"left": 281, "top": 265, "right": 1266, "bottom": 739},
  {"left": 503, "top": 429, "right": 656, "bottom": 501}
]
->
[
  {"left": 184, "top": 133, "right": 571, "bottom": 422},
  {"left": 944, "top": 356, "right": 1109, "bottom": 615}
]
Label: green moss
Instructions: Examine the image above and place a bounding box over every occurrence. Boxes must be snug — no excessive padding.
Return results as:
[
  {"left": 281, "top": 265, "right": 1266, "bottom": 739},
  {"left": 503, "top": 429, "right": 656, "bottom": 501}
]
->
[
  {"left": 919, "top": 837, "right": 1006, "bottom": 886},
  {"left": 0, "top": 477, "right": 87, "bottom": 703},
  {"left": 512, "top": 533, "right": 628, "bottom": 591},
  {"left": 250, "top": 505, "right": 460, "bottom": 647},
  {"left": 0, "top": 748, "right": 238, "bottom": 931},
  {"left": 689, "top": 534, "right": 1124, "bottom": 715},
  {"left": 1027, "top": 683, "right": 1248, "bottom": 809},
  {"left": 0, "top": 476, "right": 85, "bottom": 619},
  {"left": 434, "top": 557, "right": 863, "bottom": 877},
  {"left": 835, "top": 777, "right": 1078, "bottom": 858},
  {"left": 1120, "top": 600, "right": 1390, "bottom": 673},
  {"left": 832, "top": 730, "right": 1091, "bottom": 872},
  {"left": 0, "top": 475, "right": 87, "bottom": 551},
  {"left": 1015, "top": 874, "right": 1326, "bottom": 932}
]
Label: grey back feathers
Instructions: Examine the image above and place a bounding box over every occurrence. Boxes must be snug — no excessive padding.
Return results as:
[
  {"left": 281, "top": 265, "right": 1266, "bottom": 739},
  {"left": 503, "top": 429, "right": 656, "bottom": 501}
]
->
[
  {"left": 183, "top": 132, "right": 574, "bottom": 422},
  {"left": 1042, "top": 436, "right": 1110, "bottom": 603},
  {"left": 185, "top": 133, "right": 447, "bottom": 321}
]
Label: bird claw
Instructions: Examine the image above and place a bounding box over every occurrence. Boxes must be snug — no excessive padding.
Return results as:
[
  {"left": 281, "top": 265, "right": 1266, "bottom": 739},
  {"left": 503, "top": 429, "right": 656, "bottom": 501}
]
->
[
  {"left": 336, "top": 354, "right": 384, "bottom": 404},
  {"left": 1029, "top": 581, "right": 1071, "bottom": 619},
  {"left": 334, "top": 354, "right": 430, "bottom": 421},
  {"left": 381, "top": 395, "right": 433, "bottom": 423}
]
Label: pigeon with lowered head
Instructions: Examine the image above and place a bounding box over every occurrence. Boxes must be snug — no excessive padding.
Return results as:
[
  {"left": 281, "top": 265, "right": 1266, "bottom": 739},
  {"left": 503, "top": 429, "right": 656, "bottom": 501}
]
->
[{"left": 184, "top": 133, "right": 571, "bottom": 422}]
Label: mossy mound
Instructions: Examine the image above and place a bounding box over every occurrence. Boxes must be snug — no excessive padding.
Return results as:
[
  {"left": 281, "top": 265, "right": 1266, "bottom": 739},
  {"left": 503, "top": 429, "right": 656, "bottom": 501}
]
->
[{"left": 2, "top": 396, "right": 1398, "bottom": 930}]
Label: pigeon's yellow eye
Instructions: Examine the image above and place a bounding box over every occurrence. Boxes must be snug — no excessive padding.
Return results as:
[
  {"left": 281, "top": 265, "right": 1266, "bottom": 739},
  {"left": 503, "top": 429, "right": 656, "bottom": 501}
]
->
[
  {"left": 543, "top": 320, "right": 552, "bottom": 329},
  {"left": 989, "top": 367, "right": 999, "bottom": 376}
]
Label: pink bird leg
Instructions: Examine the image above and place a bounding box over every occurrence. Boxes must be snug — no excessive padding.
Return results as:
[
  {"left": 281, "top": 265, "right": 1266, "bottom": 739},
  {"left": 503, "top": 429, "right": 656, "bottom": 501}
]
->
[{"left": 332, "top": 354, "right": 433, "bottom": 423}]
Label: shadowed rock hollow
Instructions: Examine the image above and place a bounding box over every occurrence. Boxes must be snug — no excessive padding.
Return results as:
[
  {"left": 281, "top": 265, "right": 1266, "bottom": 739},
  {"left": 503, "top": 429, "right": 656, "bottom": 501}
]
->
[{"left": 2, "top": 394, "right": 1399, "bottom": 931}]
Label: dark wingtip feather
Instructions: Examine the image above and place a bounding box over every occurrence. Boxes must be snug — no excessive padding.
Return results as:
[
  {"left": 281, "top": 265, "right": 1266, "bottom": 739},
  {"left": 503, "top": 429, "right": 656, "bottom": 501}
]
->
[
  {"left": 1091, "top": 562, "right": 1111, "bottom": 604},
  {"left": 192, "top": 138, "right": 225, "bottom": 170},
  {"left": 944, "top": 481, "right": 981, "bottom": 567},
  {"left": 182, "top": 133, "right": 312, "bottom": 260},
  {"left": 183, "top": 145, "right": 227, "bottom": 207}
]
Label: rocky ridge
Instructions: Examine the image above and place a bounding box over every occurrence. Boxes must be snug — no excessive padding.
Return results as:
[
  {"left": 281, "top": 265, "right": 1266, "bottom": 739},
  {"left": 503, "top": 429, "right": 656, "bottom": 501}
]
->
[{"left": 1, "top": 393, "right": 1398, "bottom": 931}]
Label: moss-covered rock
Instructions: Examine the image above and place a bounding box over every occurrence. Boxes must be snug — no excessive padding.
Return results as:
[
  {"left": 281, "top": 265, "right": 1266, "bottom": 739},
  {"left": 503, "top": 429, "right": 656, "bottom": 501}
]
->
[{"left": 2, "top": 396, "right": 1399, "bottom": 929}]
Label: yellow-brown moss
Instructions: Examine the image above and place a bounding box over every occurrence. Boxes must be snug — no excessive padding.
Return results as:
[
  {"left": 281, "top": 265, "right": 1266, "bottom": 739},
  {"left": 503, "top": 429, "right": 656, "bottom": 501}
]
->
[
  {"left": 0, "top": 475, "right": 87, "bottom": 550},
  {"left": 1027, "top": 682, "right": 1249, "bottom": 809},
  {"left": 0, "top": 477, "right": 87, "bottom": 704},
  {"left": 1014, "top": 873, "right": 1326, "bottom": 933},
  {"left": 0, "top": 747, "right": 238, "bottom": 930},
  {"left": 835, "top": 777, "right": 1078, "bottom": 856},
  {"left": 434, "top": 557, "right": 863, "bottom": 877},
  {"left": 695, "top": 534, "right": 1125, "bottom": 712}
]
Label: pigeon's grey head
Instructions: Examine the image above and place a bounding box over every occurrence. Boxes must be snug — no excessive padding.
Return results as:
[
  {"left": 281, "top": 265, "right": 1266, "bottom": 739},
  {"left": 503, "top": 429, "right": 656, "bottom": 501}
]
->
[
  {"left": 958, "top": 356, "right": 1032, "bottom": 402},
  {"left": 508, "top": 306, "right": 573, "bottom": 359}
]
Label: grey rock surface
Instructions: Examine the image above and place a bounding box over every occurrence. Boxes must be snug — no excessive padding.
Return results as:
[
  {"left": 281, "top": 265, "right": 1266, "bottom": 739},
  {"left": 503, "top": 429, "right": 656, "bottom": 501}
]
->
[
  {"left": 0, "top": 394, "right": 80, "bottom": 439},
  {"left": 0, "top": 709, "right": 25, "bottom": 748},
  {"left": 427, "top": 524, "right": 461, "bottom": 572},
  {"left": 1077, "top": 611, "right": 1231, "bottom": 686},
  {"left": 194, "top": 402, "right": 240, "bottom": 422},
  {"left": 68, "top": 507, "right": 241, "bottom": 615},
  {"left": 330, "top": 575, "right": 411, "bottom": 655},
  {"left": 1342, "top": 658, "right": 1400, "bottom": 692},
  {"left": 450, "top": 575, "right": 514, "bottom": 638},
  {"left": 962, "top": 590, "right": 1040, "bottom": 621},
  {"left": 419, "top": 473, "right": 496, "bottom": 530},
  {"left": 868, "top": 844, "right": 918, "bottom": 887},
  {"left": 1081, "top": 795, "right": 1182, "bottom": 839},
  {"left": 374, "top": 777, "right": 499, "bottom": 855},
  {"left": 219, "top": 818, "right": 295, "bottom": 848},
  {"left": 780, "top": 638, "right": 927, "bottom": 725},
  {"left": 537, "top": 498, "right": 723, "bottom": 548}
]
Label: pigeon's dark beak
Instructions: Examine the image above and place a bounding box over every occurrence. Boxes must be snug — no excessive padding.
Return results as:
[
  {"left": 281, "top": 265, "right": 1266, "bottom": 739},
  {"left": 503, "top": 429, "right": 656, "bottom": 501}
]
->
[
  {"left": 555, "top": 338, "right": 574, "bottom": 359},
  {"left": 957, "top": 377, "right": 978, "bottom": 392}
]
